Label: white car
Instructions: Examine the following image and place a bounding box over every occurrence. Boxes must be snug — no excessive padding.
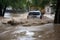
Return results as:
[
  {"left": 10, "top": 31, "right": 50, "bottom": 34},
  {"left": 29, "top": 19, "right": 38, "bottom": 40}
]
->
[{"left": 27, "top": 11, "right": 41, "bottom": 19}]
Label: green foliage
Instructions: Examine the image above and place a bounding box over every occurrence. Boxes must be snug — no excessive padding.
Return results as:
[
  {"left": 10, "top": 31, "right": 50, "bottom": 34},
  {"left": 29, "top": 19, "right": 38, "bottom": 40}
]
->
[
  {"left": 30, "top": 0, "right": 50, "bottom": 9},
  {"left": 50, "top": 0, "right": 57, "bottom": 9},
  {"left": 0, "top": 0, "right": 27, "bottom": 9},
  {"left": 11, "top": 0, "right": 26, "bottom": 9},
  {"left": 51, "top": 0, "right": 57, "bottom": 4},
  {"left": 0, "top": 0, "right": 57, "bottom": 10}
]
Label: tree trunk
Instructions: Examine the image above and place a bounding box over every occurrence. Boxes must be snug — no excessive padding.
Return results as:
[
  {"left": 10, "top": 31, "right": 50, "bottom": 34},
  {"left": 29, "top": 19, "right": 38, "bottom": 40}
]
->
[
  {"left": 0, "top": 4, "right": 3, "bottom": 16},
  {"left": 54, "top": 0, "right": 60, "bottom": 24},
  {"left": 0, "top": 4, "right": 7, "bottom": 17},
  {"left": 3, "top": 5, "right": 7, "bottom": 16}
]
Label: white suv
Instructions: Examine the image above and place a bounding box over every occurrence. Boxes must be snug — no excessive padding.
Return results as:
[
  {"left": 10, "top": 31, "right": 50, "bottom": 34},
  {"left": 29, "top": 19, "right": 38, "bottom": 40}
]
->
[{"left": 27, "top": 11, "right": 41, "bottom": 19}]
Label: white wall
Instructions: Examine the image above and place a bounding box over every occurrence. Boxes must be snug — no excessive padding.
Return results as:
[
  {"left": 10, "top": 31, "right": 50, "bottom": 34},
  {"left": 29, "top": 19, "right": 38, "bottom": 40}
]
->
[{"left": 45, "top": 6, "right": 52, "bottom": 14}]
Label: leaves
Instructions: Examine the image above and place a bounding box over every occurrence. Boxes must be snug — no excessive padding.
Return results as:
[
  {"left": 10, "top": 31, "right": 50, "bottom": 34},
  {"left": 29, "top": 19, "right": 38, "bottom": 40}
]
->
[
  {"left": 29, "top": 0, "right": 50, "bottom": 9},
  {"left": 0, "top": 0, "right": 56, "bottom": 10},
  {"left": 0, "top": 0, "right": 27, "bottom": 8}
]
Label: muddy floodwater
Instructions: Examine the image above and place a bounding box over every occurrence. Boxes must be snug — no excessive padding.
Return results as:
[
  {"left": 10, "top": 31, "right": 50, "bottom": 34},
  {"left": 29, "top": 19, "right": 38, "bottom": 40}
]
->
[
  {"left": 0, "top": 23, "right": 55, "bottom": 40},
  {"left": 0, "top": 13, "right": 60, "bottom": 40}
]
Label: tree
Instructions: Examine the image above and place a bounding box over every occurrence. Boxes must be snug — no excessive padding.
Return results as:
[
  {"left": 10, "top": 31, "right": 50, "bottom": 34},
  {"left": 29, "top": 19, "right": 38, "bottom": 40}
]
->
[
  {"left": 0, "top": 0, "right": 27, "bottom": 17},
  {"left": 54, "top": 0, "right": 60, "bottom": 23},
  {"left": 30, "top": 0, "right": 50, "bottom": 10},
  {"left": 50, "top": 0, "right": 57, "bottom": 11}
]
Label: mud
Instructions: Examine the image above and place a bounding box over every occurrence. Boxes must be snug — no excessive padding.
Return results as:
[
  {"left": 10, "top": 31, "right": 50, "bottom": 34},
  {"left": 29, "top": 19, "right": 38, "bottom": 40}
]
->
[{"left": 1, "top": 13, "right": 53, "bottom": 26}]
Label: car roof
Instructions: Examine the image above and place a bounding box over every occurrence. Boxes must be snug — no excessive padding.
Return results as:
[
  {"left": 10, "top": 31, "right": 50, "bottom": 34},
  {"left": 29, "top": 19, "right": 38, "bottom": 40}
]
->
[{"left": 29, "top": 11, "right": 40, "bottom": 12}]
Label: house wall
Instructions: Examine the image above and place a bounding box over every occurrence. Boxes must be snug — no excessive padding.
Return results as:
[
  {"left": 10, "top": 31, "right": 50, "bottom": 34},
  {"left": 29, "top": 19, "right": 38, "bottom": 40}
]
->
[{"left": 45, "top": 6, "right": 52, "bottom": 14}]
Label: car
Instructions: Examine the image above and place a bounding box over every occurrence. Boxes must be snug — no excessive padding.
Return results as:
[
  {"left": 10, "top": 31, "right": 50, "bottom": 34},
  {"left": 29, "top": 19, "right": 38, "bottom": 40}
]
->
[{"left": 27, "top": 11, "right": 41, "bottom": 19}]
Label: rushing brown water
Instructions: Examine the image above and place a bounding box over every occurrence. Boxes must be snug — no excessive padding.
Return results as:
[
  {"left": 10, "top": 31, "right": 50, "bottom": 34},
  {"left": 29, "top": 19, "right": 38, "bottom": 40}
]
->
[
  {"left": 54, "top": 24, "right": 60, "bottom": 40},
  {"left": 0, "top": 13, "right": 59, "bottom": 40},
  {"left": 0, "top": 23, "right": 56, "bottom": 40}
]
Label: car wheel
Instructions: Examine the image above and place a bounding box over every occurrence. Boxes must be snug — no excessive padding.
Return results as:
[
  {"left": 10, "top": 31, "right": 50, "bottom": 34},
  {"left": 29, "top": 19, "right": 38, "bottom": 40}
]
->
[{"left": 40, "top": 16, "right": 42, "bottom": 19}]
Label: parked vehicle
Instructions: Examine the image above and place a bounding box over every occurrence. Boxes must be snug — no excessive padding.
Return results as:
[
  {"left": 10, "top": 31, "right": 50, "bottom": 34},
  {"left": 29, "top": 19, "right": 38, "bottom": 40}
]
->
[{"left": 27, "top": 11, "right": 41, "bottom": 19}]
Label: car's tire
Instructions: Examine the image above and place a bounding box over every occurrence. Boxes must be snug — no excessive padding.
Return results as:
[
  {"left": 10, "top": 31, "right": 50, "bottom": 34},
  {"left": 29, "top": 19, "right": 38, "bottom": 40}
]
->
[{"left": 40, "top": 16, "right": 42, "bottom": 19}]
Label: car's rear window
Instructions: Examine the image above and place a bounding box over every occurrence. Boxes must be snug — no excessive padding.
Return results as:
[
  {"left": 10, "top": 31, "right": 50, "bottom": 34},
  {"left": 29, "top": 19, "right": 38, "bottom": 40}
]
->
[{"left": 29, "top": 12, "right": 40, "bottom": 15}]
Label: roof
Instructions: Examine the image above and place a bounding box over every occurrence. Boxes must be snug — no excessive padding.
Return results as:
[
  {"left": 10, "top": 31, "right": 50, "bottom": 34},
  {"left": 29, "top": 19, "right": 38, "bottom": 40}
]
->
[{"left": 29, "top": 11, "right": 41, "bottom": 12}]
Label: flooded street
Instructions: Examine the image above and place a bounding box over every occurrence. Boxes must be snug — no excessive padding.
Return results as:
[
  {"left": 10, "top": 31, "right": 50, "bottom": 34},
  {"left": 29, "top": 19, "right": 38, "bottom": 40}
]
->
[
  {"left": 0, "top": 0, "right": 59, "bottom": 40},
  {"left": 0, "top": 23, "right": 55, "bottom": 40},
  {"left": 0, "top": 13, "right": 59, "bottom": 40}
]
